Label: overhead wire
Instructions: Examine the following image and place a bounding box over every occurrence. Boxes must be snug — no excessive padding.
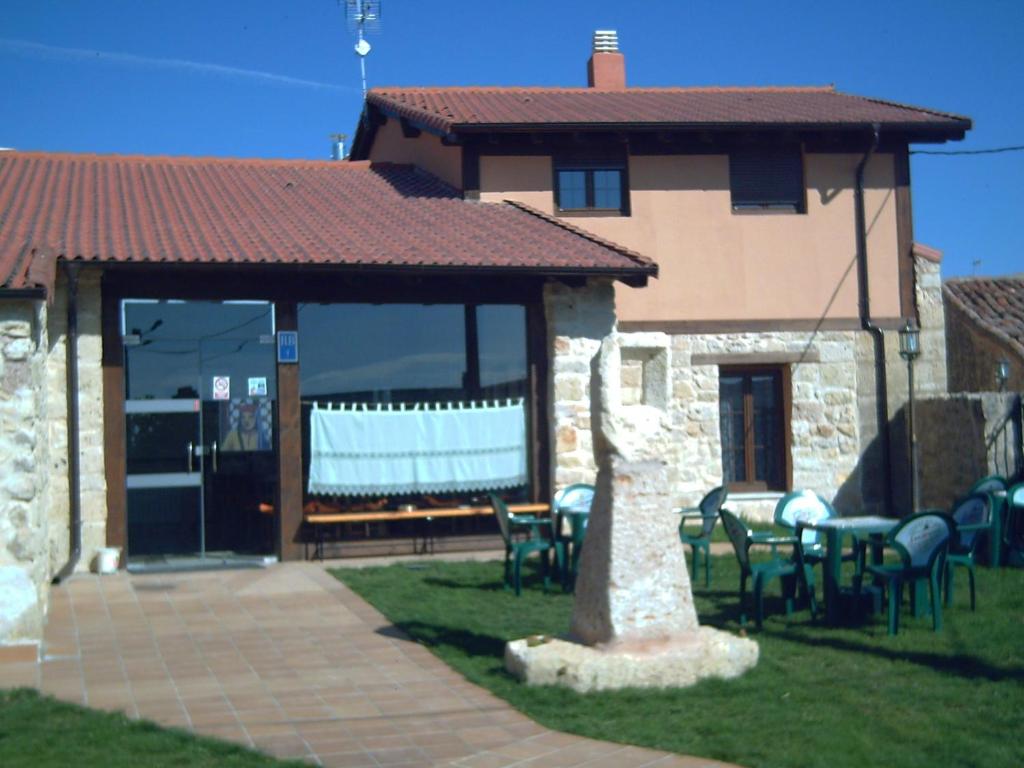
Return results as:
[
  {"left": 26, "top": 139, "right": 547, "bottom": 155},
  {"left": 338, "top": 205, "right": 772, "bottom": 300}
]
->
[{"left": 911, "top": 144, "right": 1024, "bottom": 156}]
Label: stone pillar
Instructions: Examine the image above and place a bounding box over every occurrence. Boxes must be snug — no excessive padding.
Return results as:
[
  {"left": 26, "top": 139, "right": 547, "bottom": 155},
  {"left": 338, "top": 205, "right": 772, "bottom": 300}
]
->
[
  {"left": 0, "top": 299, "right": 48, "bottom": 654},
  {"left": 571, "top": 332, "right": 698, "bottom": 644},
  {"left": 505, "top": 332, "right": 757, "bottom": 691}
]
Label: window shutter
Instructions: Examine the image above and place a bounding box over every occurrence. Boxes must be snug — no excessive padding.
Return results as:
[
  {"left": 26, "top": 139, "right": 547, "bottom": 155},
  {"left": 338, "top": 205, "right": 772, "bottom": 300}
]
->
[{"left": 729, "top": 147, "right": 803, "bottom": 210}]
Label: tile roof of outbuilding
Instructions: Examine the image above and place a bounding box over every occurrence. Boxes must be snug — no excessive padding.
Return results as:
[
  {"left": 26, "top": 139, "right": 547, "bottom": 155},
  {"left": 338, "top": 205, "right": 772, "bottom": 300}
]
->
[
  {"left": 363, "top": 85, "right": 971, "bottom": 136},
  {"left": 0, "top": 152, "right": 655, "bottom": 295},
  {"left": 944, "top": 277, "right": 1024, "bottom": 358}
]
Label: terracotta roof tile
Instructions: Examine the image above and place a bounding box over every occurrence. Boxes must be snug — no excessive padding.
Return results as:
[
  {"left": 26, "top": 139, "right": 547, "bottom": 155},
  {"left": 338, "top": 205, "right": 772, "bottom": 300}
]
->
[
  {"left": 0, "top": 152, "right": 655, "bottom": 294},
  {"left": 365, "top": 86, "right": 971, "bottom": 135},
  {"left": 944, "top": 277, "right": 1024, "bottom": 358}
]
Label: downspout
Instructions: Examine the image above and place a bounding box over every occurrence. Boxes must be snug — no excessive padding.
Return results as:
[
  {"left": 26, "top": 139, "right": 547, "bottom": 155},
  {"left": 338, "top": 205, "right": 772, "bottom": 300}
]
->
[
  {"left": 855, "top": 124, "right": 893, "bottom": 516},
  {"left": 52, "top": 262, "right": 82, "bottom": 583}
]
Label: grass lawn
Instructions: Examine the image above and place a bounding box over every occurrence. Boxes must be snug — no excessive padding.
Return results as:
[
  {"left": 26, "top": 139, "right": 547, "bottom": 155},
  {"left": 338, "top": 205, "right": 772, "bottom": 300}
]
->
[
  {"left": 334, "top": 555, "right": 1024, "bottom": 768},
  {"left": 0, "top": 689, "right": 304, "bottom": 768}
]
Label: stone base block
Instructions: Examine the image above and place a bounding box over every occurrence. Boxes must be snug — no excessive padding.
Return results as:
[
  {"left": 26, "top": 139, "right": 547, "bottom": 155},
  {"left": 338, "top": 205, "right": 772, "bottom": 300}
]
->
[{"left": 505, "top": 628, "right": 758, "bottom": 692}]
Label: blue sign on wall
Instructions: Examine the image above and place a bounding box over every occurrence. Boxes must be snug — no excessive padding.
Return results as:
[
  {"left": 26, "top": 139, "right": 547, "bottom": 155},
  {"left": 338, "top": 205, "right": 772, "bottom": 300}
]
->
[{"left": 277, "top": 331, "right": 298, "bottom": 363}]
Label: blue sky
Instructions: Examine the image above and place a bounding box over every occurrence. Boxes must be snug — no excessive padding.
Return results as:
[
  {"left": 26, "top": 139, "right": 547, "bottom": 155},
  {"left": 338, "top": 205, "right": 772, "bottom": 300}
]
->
[{"left": 2, "top": 0, "right": 1021, "bottom": 278}]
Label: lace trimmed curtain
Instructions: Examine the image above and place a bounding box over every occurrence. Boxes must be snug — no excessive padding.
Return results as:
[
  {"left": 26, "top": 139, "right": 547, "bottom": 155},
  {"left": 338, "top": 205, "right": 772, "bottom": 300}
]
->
[{"left": 308, "top": 399, "right": 527, "bottom": 496}]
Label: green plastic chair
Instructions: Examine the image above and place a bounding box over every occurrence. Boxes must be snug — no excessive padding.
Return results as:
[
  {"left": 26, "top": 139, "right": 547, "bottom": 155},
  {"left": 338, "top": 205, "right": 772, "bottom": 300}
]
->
[
  {"left": 865, "top": 511, "right": 953, "bottom": 635},
  {"left": 676, "top": 486, "right": 728, "bottom": 588},
  {"left": 1007, "top": 482, "right": 1024, "bottom": 566},
  {"left": 944, "top": 493, "right": 993, "bottom": 611},
  {"left": 552, "top": 483, "right": 595, "bottom": 589},
  {"left": 968, "top": 475, "right": 1008, "bottom": 566},
  {"left": 719, "top": 508, "right": 817, "bottom": 629},
  {"left": 490, "top": 494, "right": 564, "bottom": 597}
]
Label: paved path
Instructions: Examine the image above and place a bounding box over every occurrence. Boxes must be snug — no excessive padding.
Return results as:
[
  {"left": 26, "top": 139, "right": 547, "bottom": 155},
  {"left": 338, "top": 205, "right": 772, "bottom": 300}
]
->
[{"left": 1, "top": 562, "right": 736, "bottom": 767}]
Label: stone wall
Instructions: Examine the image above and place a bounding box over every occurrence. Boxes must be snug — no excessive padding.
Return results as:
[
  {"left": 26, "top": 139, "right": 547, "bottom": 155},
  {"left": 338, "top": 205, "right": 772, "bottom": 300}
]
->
[
  {"left": 544, "top": 279, "right": 616, "bottom": 490},
  {"left": 0, "top": 298, "right": 49, "bottom": 648},
  {"left": 670, "top": 331, "right": 862, "bottom": 522},
  {"left": 914, "top": 393, "right": 1022, "bottom": 508},
  {"left": 45, "top": 269, "right": 107, "bottom": 574},
  {"left": 546, "top": 252, "right": 950, "bottom": 524},
  {"left": 545, "top": 280, "right": 865, "bottom": 523}
]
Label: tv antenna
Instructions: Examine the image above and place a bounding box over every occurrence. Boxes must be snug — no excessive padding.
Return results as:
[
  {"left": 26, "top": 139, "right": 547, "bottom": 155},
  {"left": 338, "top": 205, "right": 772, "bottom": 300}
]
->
[{"left": 344, "top": 0, "right": 382, "bottom": 98}]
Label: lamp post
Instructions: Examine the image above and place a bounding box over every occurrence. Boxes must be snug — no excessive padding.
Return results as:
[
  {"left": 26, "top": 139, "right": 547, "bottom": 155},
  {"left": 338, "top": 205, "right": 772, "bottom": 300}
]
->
[
  {"left": 898, "top": 320, "right": 921, "bottom": 512},
  {"left": 995, "top": 358, "right": 1010, "bottom": 392}
]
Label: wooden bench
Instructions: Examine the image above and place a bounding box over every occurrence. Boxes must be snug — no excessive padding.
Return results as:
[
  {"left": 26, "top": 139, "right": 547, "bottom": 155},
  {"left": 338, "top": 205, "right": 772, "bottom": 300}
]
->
[{"left": 303, "top": 503, "right": 550, "bottom": 560}]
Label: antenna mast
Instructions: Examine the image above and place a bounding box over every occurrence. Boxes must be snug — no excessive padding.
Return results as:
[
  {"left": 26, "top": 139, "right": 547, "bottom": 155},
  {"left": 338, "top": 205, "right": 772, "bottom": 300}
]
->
[{"left": 345, "top": 0, "right": 382, "bottom": 98}]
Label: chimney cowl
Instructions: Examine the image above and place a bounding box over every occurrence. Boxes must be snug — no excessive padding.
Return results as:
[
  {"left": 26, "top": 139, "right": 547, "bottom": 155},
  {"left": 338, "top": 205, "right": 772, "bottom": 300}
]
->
[{"left": 587, "top": 29, "right": 626, "bottom": 90}]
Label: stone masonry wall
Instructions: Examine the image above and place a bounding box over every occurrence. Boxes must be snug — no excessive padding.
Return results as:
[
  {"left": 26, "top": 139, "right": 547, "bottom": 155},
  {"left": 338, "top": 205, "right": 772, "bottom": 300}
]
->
[
  {"left": 545, "top": 279, "right": 616, "bottom": 491},
  {"left": 46, "top": 269, "right": 107, "bottom": 574},
  {"left": 545, "top": 280, "right": 863, "bottom": 524},
  {"left": 915, "top": 393, "right": 1022, "bottom": 508},
  {"left": 0, "top": 298, "right": 49, "bottom": 647},
  {"left": 670, "top": 332, "right": 862, "bottom": 522}
]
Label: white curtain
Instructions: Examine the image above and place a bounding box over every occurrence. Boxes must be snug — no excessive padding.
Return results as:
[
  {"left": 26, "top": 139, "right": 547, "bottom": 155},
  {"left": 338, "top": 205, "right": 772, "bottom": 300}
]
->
[{"left": 308, "top": 399, "right": 527, "bottom": 496}]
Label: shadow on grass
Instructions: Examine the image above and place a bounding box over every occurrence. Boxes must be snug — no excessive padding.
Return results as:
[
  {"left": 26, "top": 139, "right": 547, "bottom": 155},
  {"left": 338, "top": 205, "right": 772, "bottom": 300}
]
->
[{"left": 769, "top": 629, "right": 1024, "bottom": 682}]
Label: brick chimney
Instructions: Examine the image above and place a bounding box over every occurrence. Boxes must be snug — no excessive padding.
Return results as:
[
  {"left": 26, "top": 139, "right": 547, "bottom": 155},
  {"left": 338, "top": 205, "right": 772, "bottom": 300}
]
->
[{"left": 587, "top": 30, "right": 626, "bottom": 90}]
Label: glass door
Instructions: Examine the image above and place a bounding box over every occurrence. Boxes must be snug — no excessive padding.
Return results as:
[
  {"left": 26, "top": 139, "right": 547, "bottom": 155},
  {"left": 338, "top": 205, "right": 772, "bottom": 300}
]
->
[{"left": 123, "top": 300, "right": 277, "bottom": 565}]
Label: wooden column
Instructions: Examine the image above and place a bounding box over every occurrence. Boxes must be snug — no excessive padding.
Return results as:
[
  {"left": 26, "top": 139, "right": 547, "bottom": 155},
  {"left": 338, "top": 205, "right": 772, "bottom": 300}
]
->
[
  {"left": 526, "top": 296, "right": 551, "bottom": 504},
  {"left": 101, "top": 277, "right": 127, "bottom": 551},
  {"left": 275, "top": 301, "right": 304, "bottom": 560}
]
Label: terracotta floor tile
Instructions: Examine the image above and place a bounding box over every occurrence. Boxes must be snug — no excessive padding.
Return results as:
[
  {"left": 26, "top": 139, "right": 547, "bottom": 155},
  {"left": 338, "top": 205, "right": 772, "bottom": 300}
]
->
[{"left": 5, "top": 563, "right": 739, "bottom": 768}]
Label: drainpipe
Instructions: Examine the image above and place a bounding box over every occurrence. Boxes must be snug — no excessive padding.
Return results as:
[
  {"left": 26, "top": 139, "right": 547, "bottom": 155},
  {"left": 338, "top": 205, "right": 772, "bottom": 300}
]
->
[
  {"left": 854, "top": 124, "right": 894, "bottom": 517},
  {"left": 52, "top": 262, "right": 82, "bottom": 583}
]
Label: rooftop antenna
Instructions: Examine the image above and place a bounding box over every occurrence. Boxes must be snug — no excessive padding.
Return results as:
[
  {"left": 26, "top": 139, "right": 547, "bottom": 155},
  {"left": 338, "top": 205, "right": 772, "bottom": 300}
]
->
[{"left": 344, "top": 0, "right": 382, "bottom": 98}]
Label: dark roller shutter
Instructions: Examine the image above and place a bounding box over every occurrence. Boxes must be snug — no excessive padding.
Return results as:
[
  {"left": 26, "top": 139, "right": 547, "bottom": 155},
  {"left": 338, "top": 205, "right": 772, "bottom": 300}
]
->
[{"left": 729, "top": 147, "right": 804, "bottom": 210}]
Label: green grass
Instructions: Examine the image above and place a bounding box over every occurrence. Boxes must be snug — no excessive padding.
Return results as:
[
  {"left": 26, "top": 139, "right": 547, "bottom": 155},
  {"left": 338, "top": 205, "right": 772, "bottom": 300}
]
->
[
  {"left": 0, "top": 689, "right": 304, "bottom": 768},
  {"left": 334, "top": 556, "right": 1024, "bottom": 768}
]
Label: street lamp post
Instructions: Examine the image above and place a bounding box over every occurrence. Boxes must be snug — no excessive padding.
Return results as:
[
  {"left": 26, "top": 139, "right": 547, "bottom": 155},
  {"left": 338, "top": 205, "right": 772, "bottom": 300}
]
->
[{"left": 898, "top": 320, "right": 921, "bottom": 513}]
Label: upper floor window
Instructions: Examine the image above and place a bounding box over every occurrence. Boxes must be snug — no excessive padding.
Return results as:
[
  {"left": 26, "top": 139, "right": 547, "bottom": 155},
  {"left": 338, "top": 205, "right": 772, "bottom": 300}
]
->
[
  {"left": 729, "top": 146, "right": 805, "bottom": 213},
  {"left": 554, "top": 162, "right": 629, "bottom": 215}
]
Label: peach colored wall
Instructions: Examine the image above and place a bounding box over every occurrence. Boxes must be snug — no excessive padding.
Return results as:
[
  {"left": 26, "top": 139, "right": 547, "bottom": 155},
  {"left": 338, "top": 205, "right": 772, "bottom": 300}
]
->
[
  {"left": 479, "top": 153, "right": 902, "bottom": 323},
  {"left": 367, "top": 118, "right": 462, "bottom": 190}
]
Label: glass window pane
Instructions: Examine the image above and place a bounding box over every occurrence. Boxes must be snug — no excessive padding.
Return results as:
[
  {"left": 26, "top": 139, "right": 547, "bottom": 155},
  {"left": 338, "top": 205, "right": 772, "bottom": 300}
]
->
[
  {"left": 298, "top": 304, "right": 466, "bottom": 399},
  {"left": 719, "top": 376, "right": 747, "bottom": 483},
  {"left": 476, "top": 305, "right": 527, "bottom": 391},
  {"left": 592, "top": 169, "right": 622, "bottom": 209},
  {"left": 557, "top": 170, "right": 587, "bottom": 209}
]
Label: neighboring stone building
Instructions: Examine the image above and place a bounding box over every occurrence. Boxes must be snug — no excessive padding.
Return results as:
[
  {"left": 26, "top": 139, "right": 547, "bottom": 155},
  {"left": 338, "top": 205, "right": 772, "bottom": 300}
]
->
[{"left": 944, "top": 275, "right": 1024, "bottom": 393}]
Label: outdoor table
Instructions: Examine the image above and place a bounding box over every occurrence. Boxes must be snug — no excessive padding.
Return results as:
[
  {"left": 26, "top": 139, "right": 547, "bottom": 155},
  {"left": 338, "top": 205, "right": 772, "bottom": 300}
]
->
[{"left": 796, "top": 515, "right": 897, "bottom": 625}]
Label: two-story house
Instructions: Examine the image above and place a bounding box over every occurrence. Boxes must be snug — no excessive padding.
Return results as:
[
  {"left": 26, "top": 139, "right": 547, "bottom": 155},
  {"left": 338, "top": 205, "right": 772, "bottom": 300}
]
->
[
  {"left": 350, "top": 30, "right": 970, "bottom": 520},
  {"left": 0, "top": 30, "right": 969, "bottom": 654}
]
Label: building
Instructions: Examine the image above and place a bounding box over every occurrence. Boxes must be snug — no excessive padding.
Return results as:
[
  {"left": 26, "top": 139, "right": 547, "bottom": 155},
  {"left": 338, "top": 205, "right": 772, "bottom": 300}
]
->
[
  {"left": 349, "top": 31, "right": 969, "bottom": 519},
  {"left": 944, "top": 275, "right": 1024, "bottom": 393},
  {"left": 0, "top": 31, "right": 970, "bottom": 654}
]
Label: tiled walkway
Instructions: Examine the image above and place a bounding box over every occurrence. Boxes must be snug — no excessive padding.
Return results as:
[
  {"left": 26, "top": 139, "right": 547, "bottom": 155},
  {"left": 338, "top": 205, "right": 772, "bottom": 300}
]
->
[{"left": 0, "top": 562, "right": 736, "bottom": 768}]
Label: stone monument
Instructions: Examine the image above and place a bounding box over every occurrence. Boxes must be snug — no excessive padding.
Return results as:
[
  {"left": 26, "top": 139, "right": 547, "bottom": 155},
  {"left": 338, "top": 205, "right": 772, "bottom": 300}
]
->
[{"left": 505, "top": 332, "right": 758, "bottom": 691}]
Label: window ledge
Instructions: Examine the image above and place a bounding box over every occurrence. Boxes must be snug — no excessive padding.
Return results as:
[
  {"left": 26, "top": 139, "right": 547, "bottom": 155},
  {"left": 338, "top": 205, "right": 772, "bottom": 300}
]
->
[
  {"left": 727, "top": 491, "right": 785, "bottom": 502},
  {"left": 731, "top": 206, "right": 805, "bottom": 216},
  {"left": 555, "top": 209, "right": 629, "bottom": 218}
]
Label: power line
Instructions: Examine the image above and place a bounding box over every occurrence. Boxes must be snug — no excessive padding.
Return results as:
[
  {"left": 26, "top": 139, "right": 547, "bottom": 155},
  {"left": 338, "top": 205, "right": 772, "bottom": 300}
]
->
[{"left": 911, "top": 144, "right": 1024, "bottom": 156}]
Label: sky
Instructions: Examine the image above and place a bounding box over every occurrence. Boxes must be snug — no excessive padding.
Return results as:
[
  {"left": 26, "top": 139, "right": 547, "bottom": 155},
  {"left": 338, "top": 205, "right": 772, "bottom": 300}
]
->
[{"left": 1, "top": 0, "right": 1021, "bottom": 278}]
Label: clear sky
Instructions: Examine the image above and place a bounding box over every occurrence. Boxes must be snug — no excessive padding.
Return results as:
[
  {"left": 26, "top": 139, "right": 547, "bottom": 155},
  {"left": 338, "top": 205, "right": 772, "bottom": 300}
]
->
[{"left": 2, "top": 1, "right": 1021, "bottom": 278}]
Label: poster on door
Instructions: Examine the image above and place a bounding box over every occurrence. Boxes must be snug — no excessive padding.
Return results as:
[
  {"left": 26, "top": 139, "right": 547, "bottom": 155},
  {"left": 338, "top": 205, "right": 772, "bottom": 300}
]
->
[
  {"left": 220, "top": 398, "right": 273, "bottom": 452},
  {"left": 212, "top": 375, "right": 230, "bottom": 401}
]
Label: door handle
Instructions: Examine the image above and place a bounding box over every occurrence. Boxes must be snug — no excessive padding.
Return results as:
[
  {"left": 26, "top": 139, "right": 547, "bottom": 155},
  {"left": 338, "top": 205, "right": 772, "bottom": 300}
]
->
[
  {"left": 187, "top": 441, "right": 194, "bottom": 474},
  {"left": 211, "top": 441, "right": 218, "bottom": 472}
]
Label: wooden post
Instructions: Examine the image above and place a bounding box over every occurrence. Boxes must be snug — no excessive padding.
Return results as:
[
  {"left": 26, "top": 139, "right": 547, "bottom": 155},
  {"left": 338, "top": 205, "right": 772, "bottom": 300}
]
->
[{"left": 275, "top": 302, "right": 304, "bottom": 560}]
